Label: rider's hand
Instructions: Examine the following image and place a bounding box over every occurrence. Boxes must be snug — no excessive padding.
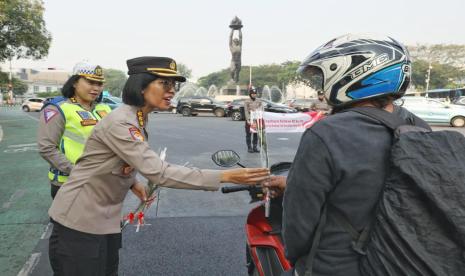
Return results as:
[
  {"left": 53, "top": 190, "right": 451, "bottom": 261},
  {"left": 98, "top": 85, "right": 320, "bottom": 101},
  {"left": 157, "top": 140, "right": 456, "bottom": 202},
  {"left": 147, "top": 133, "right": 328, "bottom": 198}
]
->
[
  {"left": 262, "top": 175, "right": 287, "bottom": 198},
  {"left": 130, "top": 182, "right": 156, "bottom": 208},
  {"left": 221, "top": 168, "right": 270, "bottom": 185}
]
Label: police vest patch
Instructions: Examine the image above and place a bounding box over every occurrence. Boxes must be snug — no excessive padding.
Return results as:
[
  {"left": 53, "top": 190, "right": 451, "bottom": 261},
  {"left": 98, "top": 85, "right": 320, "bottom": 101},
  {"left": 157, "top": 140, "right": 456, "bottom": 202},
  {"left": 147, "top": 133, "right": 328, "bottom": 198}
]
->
[
  {"left": 44, "top": 109, "right": 58, "bottom": 123},
  {"left": 76, "top": 110, "right": 97, "bottom": 126},
  {"left": 129, "top": 127, "right": 144, "bottom": 141},
  {"left": 96, "top": 110, "right": 108, "bottom": 118}
]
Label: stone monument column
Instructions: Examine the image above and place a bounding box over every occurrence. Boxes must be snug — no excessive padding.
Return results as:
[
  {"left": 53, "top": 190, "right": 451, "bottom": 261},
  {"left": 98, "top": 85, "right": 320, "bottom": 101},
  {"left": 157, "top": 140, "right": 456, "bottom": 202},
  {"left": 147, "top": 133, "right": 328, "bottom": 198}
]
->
[{"left": 229, "top": 16, "right": 243, "bottom": 83}]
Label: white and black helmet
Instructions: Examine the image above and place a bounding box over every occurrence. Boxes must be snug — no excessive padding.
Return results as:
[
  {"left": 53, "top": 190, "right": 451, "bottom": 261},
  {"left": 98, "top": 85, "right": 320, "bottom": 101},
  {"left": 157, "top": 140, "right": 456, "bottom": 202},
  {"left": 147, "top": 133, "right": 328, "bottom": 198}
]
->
[{"left": 297, "top": 34, "right": 411, "bottom": 107}]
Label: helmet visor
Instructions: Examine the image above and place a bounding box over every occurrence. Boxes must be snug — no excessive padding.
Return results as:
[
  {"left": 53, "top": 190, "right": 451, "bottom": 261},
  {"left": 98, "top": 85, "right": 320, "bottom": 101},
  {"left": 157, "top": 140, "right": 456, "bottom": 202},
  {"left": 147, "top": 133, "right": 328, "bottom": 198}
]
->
[{"left": 300, "top": 66, "right": 324, "bottom": 91}]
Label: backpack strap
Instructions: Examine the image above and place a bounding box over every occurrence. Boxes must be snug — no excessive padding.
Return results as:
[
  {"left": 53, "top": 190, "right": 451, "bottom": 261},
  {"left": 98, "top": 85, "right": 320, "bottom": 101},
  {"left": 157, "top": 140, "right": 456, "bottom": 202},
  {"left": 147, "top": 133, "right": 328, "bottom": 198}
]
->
[{"left": 304, "top": 204, "right": 328, "bottom": 276}]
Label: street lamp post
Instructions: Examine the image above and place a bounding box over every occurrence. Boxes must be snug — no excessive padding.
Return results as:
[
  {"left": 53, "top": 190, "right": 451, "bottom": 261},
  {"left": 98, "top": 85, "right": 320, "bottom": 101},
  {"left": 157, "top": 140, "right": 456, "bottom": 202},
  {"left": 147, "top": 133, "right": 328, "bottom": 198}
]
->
[{"left": 425, "top": 61, "right": 433, "bottom": 93}]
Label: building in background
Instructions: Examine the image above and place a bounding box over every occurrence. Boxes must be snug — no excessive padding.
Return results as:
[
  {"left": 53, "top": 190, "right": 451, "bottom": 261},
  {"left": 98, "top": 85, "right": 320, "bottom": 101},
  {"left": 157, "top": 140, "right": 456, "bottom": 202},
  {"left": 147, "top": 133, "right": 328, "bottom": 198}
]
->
[{"left": 15, "top": 68, "right": 69, "bottom": 97}]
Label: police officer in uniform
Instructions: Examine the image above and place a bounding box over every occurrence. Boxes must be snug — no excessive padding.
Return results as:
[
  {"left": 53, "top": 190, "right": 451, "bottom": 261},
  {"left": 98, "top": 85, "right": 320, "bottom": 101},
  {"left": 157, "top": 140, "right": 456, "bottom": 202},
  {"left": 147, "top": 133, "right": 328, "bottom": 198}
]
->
[
  {"left": 48, "top": 56, "right": 269, "bottom": 276},
  {"left": 311, "top": 90, "right": 331, "bottom": 113},
  {"left": 37, "top": 62, "right": 112, "bottom": 199},
  {"left": 243, "top": 86, "right": 263, "bottom": 153}
]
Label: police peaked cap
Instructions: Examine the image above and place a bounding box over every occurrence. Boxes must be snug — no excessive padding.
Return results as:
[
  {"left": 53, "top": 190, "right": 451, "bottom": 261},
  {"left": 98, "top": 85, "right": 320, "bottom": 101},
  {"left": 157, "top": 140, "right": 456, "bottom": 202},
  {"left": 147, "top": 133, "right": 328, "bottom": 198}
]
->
[{"left": 126, "top": 56, "right": 186, "bottom": 82}]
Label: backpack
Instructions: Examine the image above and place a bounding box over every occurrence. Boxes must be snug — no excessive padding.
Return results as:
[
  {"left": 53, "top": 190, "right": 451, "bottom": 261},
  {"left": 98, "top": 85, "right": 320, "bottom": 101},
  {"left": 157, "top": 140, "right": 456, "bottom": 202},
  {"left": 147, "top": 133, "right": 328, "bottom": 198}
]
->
[{"left": 303, "top": 107, "right": 465, "bottom": 276}]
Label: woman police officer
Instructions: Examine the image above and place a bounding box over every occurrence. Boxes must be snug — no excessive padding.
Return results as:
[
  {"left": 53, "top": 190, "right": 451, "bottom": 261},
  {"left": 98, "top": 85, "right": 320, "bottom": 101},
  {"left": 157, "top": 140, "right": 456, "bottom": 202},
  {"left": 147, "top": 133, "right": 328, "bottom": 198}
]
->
[
  {"left": 37, "top": 62, "right": 112, "bottom": 199},
  {"left": 48, "top": 56, "right": 269, "bottom": 275}
]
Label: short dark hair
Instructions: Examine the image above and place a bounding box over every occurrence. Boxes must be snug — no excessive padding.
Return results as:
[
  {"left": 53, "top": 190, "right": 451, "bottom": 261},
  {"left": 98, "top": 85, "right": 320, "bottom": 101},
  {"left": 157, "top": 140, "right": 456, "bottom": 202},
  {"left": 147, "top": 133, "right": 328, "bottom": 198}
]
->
[
  {"left": 122, "top": 73, "right": 158, "bottom": 107},
  {"left": 61, "top": 75, "right": 103, "bottom": 103},
  {"left": 61, "top": 75, "right": 81, "bottom": 98},
  {"left": 331, "top": 95, "right": 397, "bottom": 114}
]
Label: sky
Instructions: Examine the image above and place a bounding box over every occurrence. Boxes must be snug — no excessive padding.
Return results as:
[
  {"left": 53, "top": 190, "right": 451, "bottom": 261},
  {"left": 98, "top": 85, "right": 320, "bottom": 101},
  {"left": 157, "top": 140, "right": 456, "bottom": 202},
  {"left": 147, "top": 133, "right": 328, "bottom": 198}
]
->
[{"left": 2, "top": 0, "right": 465, "bottom": 80}]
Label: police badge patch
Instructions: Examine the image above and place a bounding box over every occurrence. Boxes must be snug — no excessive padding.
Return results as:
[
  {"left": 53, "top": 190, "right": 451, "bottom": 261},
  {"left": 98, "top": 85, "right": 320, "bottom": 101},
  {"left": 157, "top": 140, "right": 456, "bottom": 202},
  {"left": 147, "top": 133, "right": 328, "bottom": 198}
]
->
[
  {"left": 129, "top": 127, "right": 144, "bottom": 141},
  {"left": 96, "top": 110, "right": 108, "bottom": 118},
  {"left": 44, "top": 109, "right": 58, "bottom": 123},
  {"left": 76, "top": 111, "right": 97, "bottom": 126}
]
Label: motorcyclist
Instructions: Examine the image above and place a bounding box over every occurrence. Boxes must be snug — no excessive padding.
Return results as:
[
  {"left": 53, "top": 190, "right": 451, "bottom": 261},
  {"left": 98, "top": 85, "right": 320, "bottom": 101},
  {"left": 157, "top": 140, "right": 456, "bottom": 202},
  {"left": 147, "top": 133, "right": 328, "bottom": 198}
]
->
[{"left": 263, "top": 33, "right": 429, "bottom": 276}]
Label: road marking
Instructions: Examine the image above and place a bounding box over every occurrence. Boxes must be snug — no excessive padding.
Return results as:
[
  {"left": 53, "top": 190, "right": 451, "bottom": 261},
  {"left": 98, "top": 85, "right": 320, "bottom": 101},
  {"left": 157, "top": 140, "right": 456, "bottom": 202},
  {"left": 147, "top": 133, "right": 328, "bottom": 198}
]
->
[
  {"left": 4, "top": 143, "right": 38, "bottom": 153},
  {"left": 7, "top": 143, "right": 37, "bottom": 148},
  {"left": 23, "top": 113, "right": 39, "bottom": 122},
  {"left": 40, "top": 223, "right": 53, "bottom": 240},
  {"left": 277, "top": 137, "right": 289, "bottom": 141},
  {"left": 17, "top": 253, "right": 41, "bottom": 276},
  {"left": 2, "top": 189, "right": 26, "bottom": 209}
]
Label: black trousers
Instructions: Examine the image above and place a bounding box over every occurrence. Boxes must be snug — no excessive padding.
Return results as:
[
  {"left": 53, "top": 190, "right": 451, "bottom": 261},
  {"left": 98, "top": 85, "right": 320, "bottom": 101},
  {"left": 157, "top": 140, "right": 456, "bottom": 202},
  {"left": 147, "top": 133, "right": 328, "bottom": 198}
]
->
[
  {"left": 49, "top": 222, "right": 121, "bottom": 276},
  {"left": 245, "top": 122, "right": 258, "bottom": 149},
  {"left": 51, "top": 184, "right": 61, "bottom": 199}
]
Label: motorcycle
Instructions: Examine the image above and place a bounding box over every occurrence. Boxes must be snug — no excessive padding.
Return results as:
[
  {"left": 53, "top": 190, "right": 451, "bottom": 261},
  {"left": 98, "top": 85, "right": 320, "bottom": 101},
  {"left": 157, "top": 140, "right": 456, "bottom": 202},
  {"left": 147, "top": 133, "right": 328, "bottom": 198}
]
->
[{"left": 212, "top": 150, "right": 293, "bottom": 276}]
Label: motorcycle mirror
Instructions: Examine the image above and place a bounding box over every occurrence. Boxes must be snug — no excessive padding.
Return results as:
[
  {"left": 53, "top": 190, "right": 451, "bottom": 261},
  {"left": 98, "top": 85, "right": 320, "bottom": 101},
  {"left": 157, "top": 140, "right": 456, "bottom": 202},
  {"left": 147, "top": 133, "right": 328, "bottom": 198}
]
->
[{"left": 211, "top": 150, "right": 242, "bottom": 167}]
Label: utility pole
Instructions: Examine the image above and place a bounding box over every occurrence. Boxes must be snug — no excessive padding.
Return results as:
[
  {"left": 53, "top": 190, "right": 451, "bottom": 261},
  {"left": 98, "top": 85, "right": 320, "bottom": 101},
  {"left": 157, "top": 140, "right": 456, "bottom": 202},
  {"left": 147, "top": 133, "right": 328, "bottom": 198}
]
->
[{"left": 425, "top": 61, "right": 433, "bottom": 93}]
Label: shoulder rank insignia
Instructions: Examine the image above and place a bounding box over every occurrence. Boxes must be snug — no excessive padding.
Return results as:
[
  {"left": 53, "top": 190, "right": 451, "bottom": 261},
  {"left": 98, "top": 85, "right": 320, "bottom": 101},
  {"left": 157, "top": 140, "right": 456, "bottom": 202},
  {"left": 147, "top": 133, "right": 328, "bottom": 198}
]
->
[{"left": 129, "top": 127, "right": 145, "bottom": 141}]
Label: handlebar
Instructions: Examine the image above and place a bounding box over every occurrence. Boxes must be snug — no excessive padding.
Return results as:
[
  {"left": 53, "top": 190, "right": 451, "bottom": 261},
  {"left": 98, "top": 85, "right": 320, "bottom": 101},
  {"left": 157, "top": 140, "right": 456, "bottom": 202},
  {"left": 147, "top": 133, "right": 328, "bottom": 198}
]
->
[{"left": 221, "top": 185, "right": 251, "bottom": 193}]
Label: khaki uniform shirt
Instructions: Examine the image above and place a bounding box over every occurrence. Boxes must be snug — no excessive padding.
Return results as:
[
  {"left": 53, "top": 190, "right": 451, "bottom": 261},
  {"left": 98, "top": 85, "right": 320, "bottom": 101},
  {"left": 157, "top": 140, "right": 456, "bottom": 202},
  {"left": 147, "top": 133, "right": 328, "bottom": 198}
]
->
[
  {"left": 37, "top": 99, "right": 100, "bottom": 185},
  {"left": 244, "top": 99, "right": 263, "bottom": 123},
  {"left": 311, "top": 98, "right": 330, "bottom": 112},
  {"left": 49, "top": 104, "right": 221, "bottom": 234}
]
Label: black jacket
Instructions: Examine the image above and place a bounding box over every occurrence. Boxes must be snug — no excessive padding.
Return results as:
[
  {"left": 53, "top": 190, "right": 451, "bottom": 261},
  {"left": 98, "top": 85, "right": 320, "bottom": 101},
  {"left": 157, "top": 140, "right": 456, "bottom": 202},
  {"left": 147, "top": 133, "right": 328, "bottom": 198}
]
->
[{"left": 283, "top": 106, "right": 430, "bottom": 276}]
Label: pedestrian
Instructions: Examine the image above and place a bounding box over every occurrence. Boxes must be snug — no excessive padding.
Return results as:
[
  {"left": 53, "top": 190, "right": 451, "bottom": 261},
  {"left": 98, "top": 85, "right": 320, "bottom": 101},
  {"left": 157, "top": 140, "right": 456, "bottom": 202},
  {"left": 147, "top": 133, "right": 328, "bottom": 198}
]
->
[
  {"left": 310, "top": 90, "right": 330, "bottom": 113},
  {"left": 263, "top": 34, "right": 430, "bottom": 276},
  {"left": 48, "top": 56, "right": 270, "bottom": 276},
  {"left": 244, "top": 86, "right": 263, "bottom": 153},
  {"left": 37, "top": 62, "right": 111, "bottom": 199}
]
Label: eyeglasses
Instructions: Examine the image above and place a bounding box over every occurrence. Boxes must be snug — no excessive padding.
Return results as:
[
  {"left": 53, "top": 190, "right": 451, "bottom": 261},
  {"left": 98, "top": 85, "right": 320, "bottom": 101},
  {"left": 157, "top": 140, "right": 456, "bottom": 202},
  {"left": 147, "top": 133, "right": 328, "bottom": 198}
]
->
[{"left": 156, "top": 79, "right": 177, "bottom": 90}]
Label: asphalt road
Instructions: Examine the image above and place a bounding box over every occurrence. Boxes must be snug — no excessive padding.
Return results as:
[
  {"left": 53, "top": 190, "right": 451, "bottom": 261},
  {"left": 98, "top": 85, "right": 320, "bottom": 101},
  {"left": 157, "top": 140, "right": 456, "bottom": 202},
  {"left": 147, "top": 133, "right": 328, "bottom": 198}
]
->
[{"left": 6, "top": 109, "right": 465, "bottom": 276}]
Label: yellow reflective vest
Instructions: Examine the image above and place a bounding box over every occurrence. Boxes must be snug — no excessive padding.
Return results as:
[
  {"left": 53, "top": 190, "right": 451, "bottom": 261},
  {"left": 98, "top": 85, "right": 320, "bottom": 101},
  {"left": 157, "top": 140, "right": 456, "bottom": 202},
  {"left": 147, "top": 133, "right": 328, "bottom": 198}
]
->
[{"left": 48, "top": 100, "right": 112, "bottom": 183}]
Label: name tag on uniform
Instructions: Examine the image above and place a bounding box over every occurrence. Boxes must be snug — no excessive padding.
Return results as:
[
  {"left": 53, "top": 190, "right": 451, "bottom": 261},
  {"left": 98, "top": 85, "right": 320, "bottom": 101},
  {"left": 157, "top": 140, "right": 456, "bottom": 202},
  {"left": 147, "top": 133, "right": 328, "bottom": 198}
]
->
[
  {"left": 96, "top": 110, "right": 108, "bottom": 118},
  {"left": 76, "top": 111, "right": 98, "bottom": 126}
]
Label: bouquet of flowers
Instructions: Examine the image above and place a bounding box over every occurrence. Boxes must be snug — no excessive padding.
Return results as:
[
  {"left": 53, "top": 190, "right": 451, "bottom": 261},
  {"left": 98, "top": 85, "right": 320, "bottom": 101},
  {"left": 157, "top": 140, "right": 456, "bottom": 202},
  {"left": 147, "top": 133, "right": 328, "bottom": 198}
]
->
[{"left": 121, "top": 147, "right": 167, "bottom": 231}]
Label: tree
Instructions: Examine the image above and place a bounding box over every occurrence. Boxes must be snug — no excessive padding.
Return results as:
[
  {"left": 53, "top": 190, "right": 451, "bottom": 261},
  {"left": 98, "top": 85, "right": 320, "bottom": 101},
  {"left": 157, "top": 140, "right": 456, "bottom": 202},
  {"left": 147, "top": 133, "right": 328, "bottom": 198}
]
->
[
  {"left": 0, "top": 70, "right": 27, "bottom": 94},
  {"left": 177, "top": 63, "right": 192, "bottom": 80},
  {"left": 0, "top": 0, "right": 52, "bottom": 62},
  {"left": 104, "top": 69, "right": 127, "bottom": 97},
  {"left": 411, "top": 59, "right": 464, "bottom": 90}
]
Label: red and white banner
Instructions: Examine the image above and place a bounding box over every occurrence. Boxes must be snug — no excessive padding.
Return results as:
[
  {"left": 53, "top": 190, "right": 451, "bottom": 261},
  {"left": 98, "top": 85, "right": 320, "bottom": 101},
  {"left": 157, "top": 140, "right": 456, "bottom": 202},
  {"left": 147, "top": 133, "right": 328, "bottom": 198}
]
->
[{"left": 250, "top": 111, "right": 324, "bottom": 133}]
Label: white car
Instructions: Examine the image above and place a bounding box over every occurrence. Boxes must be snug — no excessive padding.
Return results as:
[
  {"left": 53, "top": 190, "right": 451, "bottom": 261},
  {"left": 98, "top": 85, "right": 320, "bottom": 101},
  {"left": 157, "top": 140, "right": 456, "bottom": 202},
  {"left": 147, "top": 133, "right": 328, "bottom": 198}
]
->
[
  {"left": 22, "top": 98, "right": 45, "bottom": 112},
  {"left": 396, "top": 97, "right": 465, "bottom": 127}
]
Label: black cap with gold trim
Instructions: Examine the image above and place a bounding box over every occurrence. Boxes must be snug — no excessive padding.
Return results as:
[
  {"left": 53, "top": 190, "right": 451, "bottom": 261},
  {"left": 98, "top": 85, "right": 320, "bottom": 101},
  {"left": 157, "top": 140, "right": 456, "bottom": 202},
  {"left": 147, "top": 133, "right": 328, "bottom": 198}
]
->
[
  {"left": 72, "top": 62, "right": 105, "bottom": 82},
  {"left": 126, "top": 56, "right": 186, "bottom": 82}
]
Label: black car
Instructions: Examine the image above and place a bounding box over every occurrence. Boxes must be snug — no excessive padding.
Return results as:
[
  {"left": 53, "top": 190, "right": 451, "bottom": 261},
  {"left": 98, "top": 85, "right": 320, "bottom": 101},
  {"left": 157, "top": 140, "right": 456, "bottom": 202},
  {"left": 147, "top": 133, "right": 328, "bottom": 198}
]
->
[
  {"left": 227, "top": 98, "right": 297, "bottom": 121},
  {"left": 176, "top": 96, "right": 228, "bottom": 117}
]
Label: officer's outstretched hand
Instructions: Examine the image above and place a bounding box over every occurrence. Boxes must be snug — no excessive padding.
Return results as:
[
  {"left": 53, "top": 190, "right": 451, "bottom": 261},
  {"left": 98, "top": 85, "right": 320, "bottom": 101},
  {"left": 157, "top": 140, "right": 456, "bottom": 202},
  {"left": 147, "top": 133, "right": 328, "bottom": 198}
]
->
[
  {"left": 221, "top": 168, "right": 270, "bottom": 185},
  {"left": 262, "top": 175, "right": 287, "bottom": 198},
  {"left": 130, "top": 182, "right": 156, "bottom": 208}
]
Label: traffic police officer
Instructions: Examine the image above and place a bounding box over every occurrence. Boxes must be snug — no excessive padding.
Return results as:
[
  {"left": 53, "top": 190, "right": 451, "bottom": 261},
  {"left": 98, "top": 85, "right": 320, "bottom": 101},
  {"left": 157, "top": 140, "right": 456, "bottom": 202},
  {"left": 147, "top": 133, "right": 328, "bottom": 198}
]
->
[
  {"left": 37, "top": 62, "right": 112, "bottom": 199},
  {"left": 48, "top": 56, "right": 269, "bottom": 276},
  {"left": 311, "top": 90, "right": 331, "bottom": 113},
  {"left": 244, "top": 86, "right": 263, "bottom": 153}
]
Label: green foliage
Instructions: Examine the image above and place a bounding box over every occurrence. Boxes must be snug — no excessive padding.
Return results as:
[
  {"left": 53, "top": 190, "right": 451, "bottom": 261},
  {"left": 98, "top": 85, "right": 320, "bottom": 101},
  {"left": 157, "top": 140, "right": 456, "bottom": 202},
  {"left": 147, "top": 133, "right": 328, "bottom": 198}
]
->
[
  {"left": 104, "top": 68, "right": 127, "bottom": 97},
  {"left": 177, "top": 63, "right": 192, "bottom": 80},
  {"left": 0, "top": 0, "right": 52, "bottom": 62},
  {"left": 37, "top": 91, "right": 60, "bottom": 98},
  {"left": 0, "top": 70, "right": 27, "bottom": 94},
  {"left": 197, "top": 61, "right": 302, "bottom": 89},
  {"left": 412, "top": 59, "right": 464, "bottom": 90}
]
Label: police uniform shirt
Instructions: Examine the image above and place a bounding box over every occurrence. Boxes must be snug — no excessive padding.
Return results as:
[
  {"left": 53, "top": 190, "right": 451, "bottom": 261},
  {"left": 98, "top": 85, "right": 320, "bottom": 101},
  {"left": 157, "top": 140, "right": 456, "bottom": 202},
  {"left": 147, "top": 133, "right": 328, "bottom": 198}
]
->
[
  {"left": 49, "top": 104, "right": 222, "bottom": 235},
  {"left": 244, "top": 99, "right": 263, "bottom": 122}
]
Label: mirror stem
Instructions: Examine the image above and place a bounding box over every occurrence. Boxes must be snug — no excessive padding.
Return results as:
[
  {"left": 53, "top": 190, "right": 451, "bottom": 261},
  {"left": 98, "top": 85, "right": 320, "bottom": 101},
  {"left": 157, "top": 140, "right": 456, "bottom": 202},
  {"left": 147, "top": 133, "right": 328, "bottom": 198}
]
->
[{"left": 237, "top": 162, "right": 245, "bottom": 168}]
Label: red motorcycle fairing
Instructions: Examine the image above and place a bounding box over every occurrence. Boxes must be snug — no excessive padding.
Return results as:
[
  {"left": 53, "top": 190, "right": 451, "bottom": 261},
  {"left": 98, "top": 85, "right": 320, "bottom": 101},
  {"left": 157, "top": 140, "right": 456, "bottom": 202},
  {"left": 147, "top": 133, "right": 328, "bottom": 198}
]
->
[{"left": 246, "top": 204, "right": 292, "bottom": 275}]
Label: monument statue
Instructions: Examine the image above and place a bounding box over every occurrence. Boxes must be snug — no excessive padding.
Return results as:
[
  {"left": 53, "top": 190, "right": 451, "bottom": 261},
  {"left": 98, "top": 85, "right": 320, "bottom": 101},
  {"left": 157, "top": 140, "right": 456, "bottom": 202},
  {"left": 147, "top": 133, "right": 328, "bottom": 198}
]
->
[{"left": 229, "top": 16, "right": 243, "bottom": 83}]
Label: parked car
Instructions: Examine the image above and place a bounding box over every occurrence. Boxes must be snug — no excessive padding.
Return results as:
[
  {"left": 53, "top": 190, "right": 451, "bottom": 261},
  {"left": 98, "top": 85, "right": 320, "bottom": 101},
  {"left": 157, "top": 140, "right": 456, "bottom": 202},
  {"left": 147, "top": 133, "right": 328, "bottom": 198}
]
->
[
  {"left": 101, "top": 96, "right": 122, "bottom": 110},
  {"left": 22, "top": 98, "right": 45, "bottom": 112},
  {"left": 227, "top": 98, "right": 298, "bottom": 121},
  {"left": 395, "top": 97, "right": 465, "bottom": 127},
  {"left": 176, "top": 96, "right": 228, "bottom": 117},
  {"left": 286, "top": 98, "right": 318, "bottom": 112}
]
